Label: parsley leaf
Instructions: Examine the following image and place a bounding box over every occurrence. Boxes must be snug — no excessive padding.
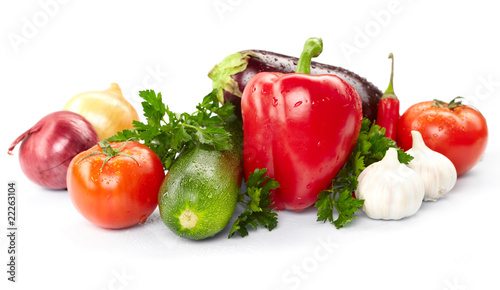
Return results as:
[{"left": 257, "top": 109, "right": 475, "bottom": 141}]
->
[
  {"left": 315, "top": 118, "right": 413, "bottom": 229},
  {"left": 229, "top": 168, "right": 280, "bottom": 238},
  {"left": 108, "top": 89, "right": 235, "bottom": 170}
]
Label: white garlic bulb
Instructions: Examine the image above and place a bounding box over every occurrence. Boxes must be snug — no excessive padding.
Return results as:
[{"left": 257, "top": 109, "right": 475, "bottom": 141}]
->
[
  {"left": 355, "top": 147, "right": 425, "bottom": 220},
  {"left": 406, "top": 130, "right": 457, "bottom": 201}
]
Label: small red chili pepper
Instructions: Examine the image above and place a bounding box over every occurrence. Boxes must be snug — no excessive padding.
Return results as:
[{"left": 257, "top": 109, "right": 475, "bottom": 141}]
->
[{"left": 376, "top": 53, "right": 400, "bottom": 141}]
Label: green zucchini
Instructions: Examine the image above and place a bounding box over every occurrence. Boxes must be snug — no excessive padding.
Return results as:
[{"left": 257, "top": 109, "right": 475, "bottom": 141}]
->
[{"left": 158, "top": 116, "right": 243, "bottom": 240}]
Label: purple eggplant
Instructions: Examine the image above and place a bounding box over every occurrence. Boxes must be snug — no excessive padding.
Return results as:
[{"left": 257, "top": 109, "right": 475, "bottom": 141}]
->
[{"left": 208, "top": 50, "right": 382, "bottom": 121}]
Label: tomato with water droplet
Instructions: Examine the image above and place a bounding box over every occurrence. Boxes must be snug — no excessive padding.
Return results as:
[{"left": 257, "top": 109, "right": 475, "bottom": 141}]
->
[
  {"left": 67, "top": 141, "right": 165, "bottom": 229},
  {"left": 397, "top": 97, "right": 488, "bottom": 176}
]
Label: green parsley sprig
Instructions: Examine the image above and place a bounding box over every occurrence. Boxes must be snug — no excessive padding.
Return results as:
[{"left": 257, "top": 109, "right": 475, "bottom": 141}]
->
[
  {"left": 315, "top": 118, "right": 413, "bottom": 229},
  {"left": 229, "top": 168, "right": 280, "bottom": 238},
  {"left": 108, "top": 89, "right": 235, "bottom": 170}
]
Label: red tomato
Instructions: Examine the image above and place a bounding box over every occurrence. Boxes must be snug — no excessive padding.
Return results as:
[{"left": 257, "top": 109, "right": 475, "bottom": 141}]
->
[
  {"left": 397, "top": 98, "right": 488, "bottom": 176},
  {"left": 67, "top": 141, "right": 165, "bottom": 229}
]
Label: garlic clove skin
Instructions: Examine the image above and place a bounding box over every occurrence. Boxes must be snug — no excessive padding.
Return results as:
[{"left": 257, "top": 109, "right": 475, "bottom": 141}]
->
[
  {"left": 356, "top": 147, "right": 425, "bottom": 220},
  {"left": 406, "top": 130, "right": 457, "bottom": 201}
]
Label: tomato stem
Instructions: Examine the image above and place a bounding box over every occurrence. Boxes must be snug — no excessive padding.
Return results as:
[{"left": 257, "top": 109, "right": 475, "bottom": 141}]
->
[
  {"left": 432, "top": 96, "right": 464, "bottom": 109},
  {"left": 77, "top": 139, "right": 140, "bottom": 172}
]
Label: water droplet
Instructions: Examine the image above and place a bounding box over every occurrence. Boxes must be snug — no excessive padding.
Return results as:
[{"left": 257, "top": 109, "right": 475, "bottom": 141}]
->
[
  {"left": 139, "top": 215, "right": 148, "bottom": 224},
  {"left": 294, "top": 101, "right": 302, "bottom": 107}
]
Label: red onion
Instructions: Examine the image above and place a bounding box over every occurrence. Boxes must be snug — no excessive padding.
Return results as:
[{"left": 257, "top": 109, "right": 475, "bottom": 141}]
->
[{"left": 8, "top": 111, "right": 99, "bottom": 190}]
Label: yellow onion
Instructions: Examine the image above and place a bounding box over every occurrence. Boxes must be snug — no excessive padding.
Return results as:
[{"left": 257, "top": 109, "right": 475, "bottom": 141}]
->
[{"left": 63, "top": 83, "right": 139, "bottom": 140}]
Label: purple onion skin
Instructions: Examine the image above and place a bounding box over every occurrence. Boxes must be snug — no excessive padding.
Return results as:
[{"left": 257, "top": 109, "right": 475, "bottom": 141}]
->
[{"left": 8, "top": 111, "right": 99, "bottom": 190}]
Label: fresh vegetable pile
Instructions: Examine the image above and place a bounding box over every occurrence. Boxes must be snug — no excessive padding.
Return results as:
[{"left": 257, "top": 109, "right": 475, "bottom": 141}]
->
[{"left": 7, "top": 37, "right": 489, "bottom": 240}]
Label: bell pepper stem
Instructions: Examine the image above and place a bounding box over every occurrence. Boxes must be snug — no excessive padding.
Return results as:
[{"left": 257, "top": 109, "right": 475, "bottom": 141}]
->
[{"left": 295, "top": 37, "right": 323, "bottom": 74}]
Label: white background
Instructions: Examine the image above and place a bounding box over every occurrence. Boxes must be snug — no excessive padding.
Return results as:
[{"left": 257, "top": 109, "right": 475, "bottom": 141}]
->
[{"left": 1, "top": 1, "right": 499, "bottom": 289}]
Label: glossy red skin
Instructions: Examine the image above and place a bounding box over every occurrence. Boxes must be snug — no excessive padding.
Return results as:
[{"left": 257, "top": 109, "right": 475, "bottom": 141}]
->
[
  {"left": 241, "top": 72, "right": 363, "bottom": 211},
  {"left": 376, "top": 98, "right": 400, "bottom": 141},
  {"left": 67, "top": 141, "right": 165, "bottom": 229},
  {"left": 397, "top": 101, "right": 488, "bottom": 176},
  {"left": 8, "top": 111, "right": 99, "bottom": 190}
]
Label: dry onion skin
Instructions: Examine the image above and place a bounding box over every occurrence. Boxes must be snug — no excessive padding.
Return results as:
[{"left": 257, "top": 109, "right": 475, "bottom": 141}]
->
[
  {"left": 8, "top": 111, "right": 99, "bottom": 190},
  {"left": 63, "top": 83, "right": 139, "bottom": 140}
]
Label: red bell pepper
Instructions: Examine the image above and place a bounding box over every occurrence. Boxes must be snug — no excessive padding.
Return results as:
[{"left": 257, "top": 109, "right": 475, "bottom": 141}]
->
[{"left": 241, "top": 38, "right": 363, "bottom": 211}]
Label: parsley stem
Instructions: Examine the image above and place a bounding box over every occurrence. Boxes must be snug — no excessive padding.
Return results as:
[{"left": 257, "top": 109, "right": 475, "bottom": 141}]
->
[{"left": 182, "top": 123, "right": 202, "bottom": 132}]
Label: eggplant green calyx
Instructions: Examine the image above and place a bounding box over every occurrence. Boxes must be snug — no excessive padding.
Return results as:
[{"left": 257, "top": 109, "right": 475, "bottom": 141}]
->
[
  {"left": 77, "top": 139, "right": 139, "bottom": 172},
  {"left": 295, "top": 37, "right": 323, "bottom": 75},
  {"left": 432, "top": 96, "right": 465, "bottom": 110},
  {"left": 381, "top": 53, "right": 398, "bottom": 100},
  {"left": 208, "top": 51, "right": 259, "bottom": 103}
]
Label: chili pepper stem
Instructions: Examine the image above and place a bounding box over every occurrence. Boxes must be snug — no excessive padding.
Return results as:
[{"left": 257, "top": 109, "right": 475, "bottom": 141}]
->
[
  {"left": 381, "top": 53, "right": 397, "bottom": 100},
  {"left": 295, "top": 37, "right": 323, "bottom": 74}
]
